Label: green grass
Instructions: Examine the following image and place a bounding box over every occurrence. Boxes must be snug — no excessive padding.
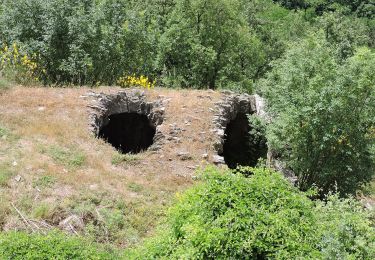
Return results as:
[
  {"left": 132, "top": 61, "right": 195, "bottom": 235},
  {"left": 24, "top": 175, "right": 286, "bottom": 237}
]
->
[
  {"left": 111, "top": 153, "right": 139, "bottom": 166},
  {"left": 0, "top": 77, "right": 11, "bottom": 92},
  {"left": 32, "top": 203, "right": 57, "bottom": 220},
  {"left": 0, "top": 124, "right": 19, "bottom": 142},
  {"left": 0, "top": 231, "right": 121, "bottom": 259},
  {"left": 32, "top": 175, "right": 57, "bottom": 189},
  {"left": 43, "top": 145, "right": 86, "bottom": 168},
  {"left": 127, "top": 182, "right": 144, "bottom": 193},
  {"left": 0, "top": 166, "right": 14, "bottom": 187}
]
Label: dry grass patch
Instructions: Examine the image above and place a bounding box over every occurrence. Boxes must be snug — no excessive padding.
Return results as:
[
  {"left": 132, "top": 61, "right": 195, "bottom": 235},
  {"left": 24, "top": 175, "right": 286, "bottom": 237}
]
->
[{"left": 0, "top": 85, "right": 223, "bottom": 248}]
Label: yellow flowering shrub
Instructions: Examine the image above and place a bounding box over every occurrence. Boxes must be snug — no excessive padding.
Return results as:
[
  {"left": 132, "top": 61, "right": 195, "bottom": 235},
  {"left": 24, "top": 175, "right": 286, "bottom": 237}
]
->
[
  {"left": 0, "top": 43, "right": 42, "bottom": 84},
  {"left": 117, "top": 75, "right": 155, "bottom": 89}
]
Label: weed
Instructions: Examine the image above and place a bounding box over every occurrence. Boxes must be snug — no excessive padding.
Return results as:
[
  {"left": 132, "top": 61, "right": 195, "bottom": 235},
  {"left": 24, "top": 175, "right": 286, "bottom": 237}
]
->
[
  {"left": 0, "top": 124, "right": 18, "bottom": 142},
  {"left": 127, "top": 182, "right": 143, "bottom": 193},
  {"left": 111, "top": 153, "right": 139, "bottom": 166},
  {"left": 18, "top": 194, "right": 33, "bottom": 212},
  {"left": 0, "top": 196, "right": 10, "bottom": 226},
  {"left": 33, "top": 175, "right": 57, "bottom": 189},
  {"left": 0, "top": 165, "right": 14, "bottom": 187},
  {"left": 44, "top": 145, "right": 86, "bottom": 168},
  {"left": 0, "top": 77, "right": 11, "bottom": 92},
  {"left": 32, "top": 203, "right": 56, "bottom": 220}
]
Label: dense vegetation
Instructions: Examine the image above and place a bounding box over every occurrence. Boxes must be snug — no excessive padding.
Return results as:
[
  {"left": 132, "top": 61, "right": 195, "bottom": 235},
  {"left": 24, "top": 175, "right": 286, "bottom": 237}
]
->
[
  {"left": 127, "top": 167, "right": 375, "bottom": 259},
  {"left": 0, "top": 0, "right": 374, "bottom": 258},
  {"left": 1, "top": 167, "right": 374, "bottom": 259},
  {"left": 261, "top": 35, "right": 375, "bottom": 196},
  {"left": 0, "top": 231, "right": 120, "bottom": 259},
  {"left": 0, "top": 0, "right": 373, "bottom": 89}
]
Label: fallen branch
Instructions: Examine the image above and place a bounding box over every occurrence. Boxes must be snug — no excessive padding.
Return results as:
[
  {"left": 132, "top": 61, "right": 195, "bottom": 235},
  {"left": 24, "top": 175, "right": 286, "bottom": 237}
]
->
[{"left": 11, "top": 202, "right": 36, "bottom": 232}]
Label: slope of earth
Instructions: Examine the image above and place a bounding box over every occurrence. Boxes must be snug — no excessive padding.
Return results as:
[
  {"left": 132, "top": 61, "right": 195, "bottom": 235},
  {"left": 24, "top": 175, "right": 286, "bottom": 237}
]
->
[{"left": 0, "top": 86, "right": 222, "bottom": 247}]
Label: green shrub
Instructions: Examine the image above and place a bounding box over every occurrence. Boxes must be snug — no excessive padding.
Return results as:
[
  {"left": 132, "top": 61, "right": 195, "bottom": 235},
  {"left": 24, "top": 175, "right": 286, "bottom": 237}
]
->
[
  {"left": 126, "top": 167, "right": 375, "bottom": 259},
  {"left": 261, "top": 34, "right": 375, "bottom": 196},
  {"left": 0, "top": 231, "right": 120, "bottom": 259},
  {"left": 0, "top": 0, "right": 155, "bottom": 86}
]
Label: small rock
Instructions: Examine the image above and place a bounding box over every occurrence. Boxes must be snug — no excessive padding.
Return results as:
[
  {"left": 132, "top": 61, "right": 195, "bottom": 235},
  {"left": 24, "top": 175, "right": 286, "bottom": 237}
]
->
[
  {"left": 89, "top": 184, "right": 98, "bottom": 190},
  {"left": 38, "top": 106, "right": 46, "bottom": 111},
  {"left": 12, "top": 161, "right": 18, "bottom": 167},
  {"left": 177, "top": 152, "right": 192, "bottom": 161},
  {"left": 59, "top": 215, "right": 84, "bottom": 232},
  {"left": 212, "top": 155, "right": 225, "bottom": 165},
  {"left": 202, "top": 153, "right": 209, "bottom": 159},
  {"left": 15, "top": 175, "right": 22, "bottom": 182},
  {"left": 187, "top": 166, "right": 196, "bottom": 170}
]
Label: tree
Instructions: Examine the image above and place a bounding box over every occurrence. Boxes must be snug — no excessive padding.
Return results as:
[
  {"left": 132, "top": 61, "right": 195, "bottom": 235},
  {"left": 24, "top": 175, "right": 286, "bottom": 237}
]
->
[
  {"left": 261, "top": 34, "right": 375, "bottom": 196},
  {"left": 156, "top": 0, "right": 264, "bottom": 90}
]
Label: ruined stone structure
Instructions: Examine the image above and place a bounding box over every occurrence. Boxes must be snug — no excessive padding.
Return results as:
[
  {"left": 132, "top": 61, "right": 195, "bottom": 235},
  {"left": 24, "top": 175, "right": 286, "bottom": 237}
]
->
[
  {"left": 212, "top": 92, "right": 267, "bottom": 155},
  {"left": 87, "top": 90, "right": 165, "bottom": 152}
]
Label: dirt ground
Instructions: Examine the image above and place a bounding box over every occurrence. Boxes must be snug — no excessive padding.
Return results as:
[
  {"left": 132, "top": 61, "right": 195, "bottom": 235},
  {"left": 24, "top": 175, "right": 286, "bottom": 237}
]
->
[{"left": 0, "top": 86, "right": 224, "bottom": 247}]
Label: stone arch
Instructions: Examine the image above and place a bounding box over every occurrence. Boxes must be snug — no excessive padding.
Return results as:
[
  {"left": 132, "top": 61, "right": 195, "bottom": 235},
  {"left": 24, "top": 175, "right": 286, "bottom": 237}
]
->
[
  {"left": 88, "top": 90, "right": 165, "bottom": 153},
  {"left": 212, "top": 93, "right": 268, "bottom": 168}
]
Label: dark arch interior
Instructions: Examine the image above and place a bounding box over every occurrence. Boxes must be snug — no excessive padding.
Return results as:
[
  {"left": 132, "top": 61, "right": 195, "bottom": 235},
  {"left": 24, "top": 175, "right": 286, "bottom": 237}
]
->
[
  {"left": 220, "top": 113, "right": 267, "bottom": 169},
  {"left": 98, "top": 113, "right": 156, "bottom": 154}
]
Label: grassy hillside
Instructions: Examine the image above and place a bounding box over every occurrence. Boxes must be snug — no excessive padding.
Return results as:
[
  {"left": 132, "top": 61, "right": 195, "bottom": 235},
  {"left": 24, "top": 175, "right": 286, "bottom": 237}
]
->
[{"left": 0, "top": 86, "right": 224, "bottom": 247}]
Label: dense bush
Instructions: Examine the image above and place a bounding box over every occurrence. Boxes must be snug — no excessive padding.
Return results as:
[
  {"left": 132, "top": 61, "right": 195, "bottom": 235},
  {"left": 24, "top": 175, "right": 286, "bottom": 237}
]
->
[
  {"left": 156, "top": 0, "right": 265, "bottom": 90},
  {"left": 261, "top": 34, "right": 375, "bottom": 196},
  {"left": 0, "top": 0, "right": 155, "bottom": 86},
  {"left": 126, "top": 167, "right": 375, "bottom": 259},
  {"left": 0, "top": 0, "right": 372, "bottom": 89},
  {"left": 0, "top": 231, "right": 120, "bottom": 259}
]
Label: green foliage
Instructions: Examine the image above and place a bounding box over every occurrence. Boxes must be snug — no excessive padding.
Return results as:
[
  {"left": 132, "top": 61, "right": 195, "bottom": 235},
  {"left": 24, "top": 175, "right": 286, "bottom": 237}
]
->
[
  {"left": 0, "top": 231, "right": 119, "bottom": 259},
  {"left": 157, "top": 0, "right": 265, "bottom": 90},
  {"left": 248, "top": 114, "right": 267, "bottom": 153},
  {"left": 0, "top": 0, "right": 372, "bottom": 90},
  {"left": 261, "top": 34, "right": 375, "bottom": 195},
  {"left": 127, "top": 167, "right": 375, "bottom": 259},
  {"left": 316, "top": 11, "right": 370, "bottom": 60},
  {"left": 241, "top": 0, "right": 310, "bottom": 76},
  {"left": 0, "top": 0, "right": 155, "bottom": 86}
]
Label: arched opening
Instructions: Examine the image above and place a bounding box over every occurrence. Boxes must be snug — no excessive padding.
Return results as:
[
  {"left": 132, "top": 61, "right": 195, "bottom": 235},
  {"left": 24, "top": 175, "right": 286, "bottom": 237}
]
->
[
  {"left": 98, "top": 113, "right": 156, "bottom": 154},
  {"left": 220, "top": 113, "right": 267, "bottom": 169}
]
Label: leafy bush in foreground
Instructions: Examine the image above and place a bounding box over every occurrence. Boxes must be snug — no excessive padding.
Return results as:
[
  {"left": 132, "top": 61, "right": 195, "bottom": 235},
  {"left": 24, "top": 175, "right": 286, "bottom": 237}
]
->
[
  {"left": 126, "top": 167, "right": 375, "bottom": 259},
  {"left": 0, "top": 231, "right": 119, "bottom": 259}
]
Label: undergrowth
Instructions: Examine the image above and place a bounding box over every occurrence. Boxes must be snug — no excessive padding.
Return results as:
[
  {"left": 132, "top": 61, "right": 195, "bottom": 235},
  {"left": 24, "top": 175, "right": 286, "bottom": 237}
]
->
[{"left": 0, "top": 231, "right": 120, "bottom": 259}]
